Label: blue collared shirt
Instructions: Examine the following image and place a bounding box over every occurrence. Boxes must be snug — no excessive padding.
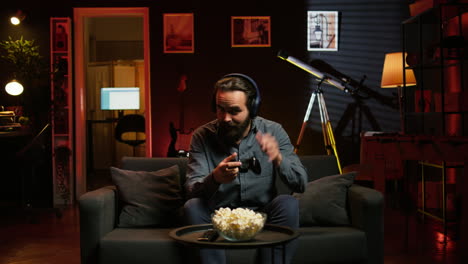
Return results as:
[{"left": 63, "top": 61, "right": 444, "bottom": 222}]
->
[{"left": 185, "top": 116, "right": 307, "bottom": 210}]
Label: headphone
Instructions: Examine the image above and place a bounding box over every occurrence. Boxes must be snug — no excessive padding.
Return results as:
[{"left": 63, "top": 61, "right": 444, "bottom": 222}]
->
[{"left": 211, "top": 73, "right": 261, "bottom": 118}]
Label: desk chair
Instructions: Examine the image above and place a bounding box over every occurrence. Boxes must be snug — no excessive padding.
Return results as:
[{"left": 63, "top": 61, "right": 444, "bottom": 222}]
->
[{"left": 115, "top": 114, "right": 146, "bottom": 156}]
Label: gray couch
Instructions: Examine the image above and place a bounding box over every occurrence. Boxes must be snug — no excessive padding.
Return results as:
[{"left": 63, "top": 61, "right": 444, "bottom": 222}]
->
[{"left": 79, "top": 155, "right": 384, "bottom": 264}]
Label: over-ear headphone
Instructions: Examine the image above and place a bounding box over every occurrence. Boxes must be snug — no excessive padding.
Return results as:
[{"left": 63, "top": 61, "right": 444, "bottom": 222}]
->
[{"left": 211, "top": 73, "right": 261, "bottom": 118}]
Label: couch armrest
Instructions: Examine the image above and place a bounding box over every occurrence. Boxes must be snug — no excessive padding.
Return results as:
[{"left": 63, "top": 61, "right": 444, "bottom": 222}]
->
[
  {"left": 78, "top": 186, "right": 117, "bottom": 264},
  {"left": 348, "top": 184, "right": 384, "bottom": 264}
]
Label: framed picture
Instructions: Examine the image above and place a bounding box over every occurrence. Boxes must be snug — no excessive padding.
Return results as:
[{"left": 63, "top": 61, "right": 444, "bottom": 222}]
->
[
  {"left": 163, "top": 13, "right": 194, "bottom": 53},
  {"left": 231, "top": 16, "right": 271, "bottom": 47},
  {"left": 307, "top": 11, "right": 339, "bottom": 51}
]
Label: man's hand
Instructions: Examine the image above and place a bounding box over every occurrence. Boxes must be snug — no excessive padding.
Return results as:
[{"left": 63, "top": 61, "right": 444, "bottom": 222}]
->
[
  {"left": 256, "top": 132, "right": 282, "bottom": 166},
  {"left": 213, "top": 153, "right": 242, "bottom": 184}
]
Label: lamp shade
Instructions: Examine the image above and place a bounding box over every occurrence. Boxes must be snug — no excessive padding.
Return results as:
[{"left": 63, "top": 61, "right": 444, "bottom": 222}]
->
[
  {"left": 381, "top": 52, "right": 416, "bottom": 88},
  {"left": 10, "top": 10, "right": 26, "bottom": 25},
  {"left": 10, "top": 16, "right": 21, "bottom": 25},
  {"left": 5, "top": 80, "right": 24, "bottom": 96}
]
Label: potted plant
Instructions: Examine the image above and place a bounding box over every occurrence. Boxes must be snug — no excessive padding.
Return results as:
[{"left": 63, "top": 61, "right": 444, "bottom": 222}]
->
[
  {"left": 0, "top": 36, "right": 44, "bottom": 79},
  {"left": 0, "top": 36, "right": 49, "bottom": 127}
]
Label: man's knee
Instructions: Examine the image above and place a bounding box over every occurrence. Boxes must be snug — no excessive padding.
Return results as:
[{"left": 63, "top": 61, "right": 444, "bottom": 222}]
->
[
  {"left": 267, "top": 195, "right": 299, "bottom": 227},
  {"left": 274, "top": 194, "right": 299, "bottom": 213},
  {"left": 184, "top": 198, "right": 210, "bottom": 225},
  {"left": 184, "top": 198, "right": 203, "bottom": 211}
]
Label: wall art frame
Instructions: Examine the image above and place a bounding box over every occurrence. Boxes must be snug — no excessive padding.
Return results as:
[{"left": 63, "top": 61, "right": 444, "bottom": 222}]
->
[
  {"left": 231, "top": 16, "right": 271, "bottom": 47},
  {"left": 307, "top": 11, "right": 339, "bottom": 51},
  {"left": 164, "top": 13, "right": 194, "bottom": 53}
]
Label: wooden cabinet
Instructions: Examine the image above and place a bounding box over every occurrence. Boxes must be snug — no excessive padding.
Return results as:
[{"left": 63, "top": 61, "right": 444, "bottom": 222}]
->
[{"left": 50, "top": 18, "right": 73, "bottom": 206}]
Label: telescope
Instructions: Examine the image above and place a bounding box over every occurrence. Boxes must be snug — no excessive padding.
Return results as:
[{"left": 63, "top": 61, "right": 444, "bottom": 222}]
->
[
  {"left": 277, "top": 50, "right": 343, "bottom": 173},
  {"left": 277, "top": 50, "right": 351, "bottom": 93}
]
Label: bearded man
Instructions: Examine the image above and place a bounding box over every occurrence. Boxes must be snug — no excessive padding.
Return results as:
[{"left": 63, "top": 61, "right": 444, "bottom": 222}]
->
[{"left": 184, "top": 73, "right": 307, "bottom": 264}]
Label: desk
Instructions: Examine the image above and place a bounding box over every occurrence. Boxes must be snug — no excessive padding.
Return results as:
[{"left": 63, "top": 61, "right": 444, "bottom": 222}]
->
[
  {"left": 0, "top": 127, "right": 30, "bottom": 138},
  {"left": 0, "top": 127, "right": 34, "bottom": 207},
  {"left": 360, "top": 133, "right": 468, "bottom": 193}
]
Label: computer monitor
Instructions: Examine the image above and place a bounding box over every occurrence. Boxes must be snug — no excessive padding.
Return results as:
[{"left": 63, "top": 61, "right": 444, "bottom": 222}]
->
[{"left": 100, "top": 87, "right": 140, "bottom": 110}]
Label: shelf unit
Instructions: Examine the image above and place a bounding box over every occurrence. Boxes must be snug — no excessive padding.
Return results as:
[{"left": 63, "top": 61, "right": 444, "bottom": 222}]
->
[
  {"left": 402, "top": 3, "right": 468, "bottom": 136},
  {"left": 401, "top": 3, "right": 468, "bottom": 231},
  {"left": 50, "top": 17, "right": 73, "bottom": 206}
]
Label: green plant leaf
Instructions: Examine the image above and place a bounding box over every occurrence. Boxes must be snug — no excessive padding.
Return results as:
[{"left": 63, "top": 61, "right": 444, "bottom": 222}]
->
[{"left": 0, "top": 36, "right": 47, "bottom": 82}]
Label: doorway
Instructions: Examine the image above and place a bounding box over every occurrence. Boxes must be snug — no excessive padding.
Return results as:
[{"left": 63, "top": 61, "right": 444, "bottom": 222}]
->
[{"left": 74, "top": 8, "right": 152, "bottom": 197}]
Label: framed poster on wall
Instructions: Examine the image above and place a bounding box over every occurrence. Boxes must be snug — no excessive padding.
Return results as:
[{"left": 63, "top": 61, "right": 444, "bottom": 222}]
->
[
  {"left": 164, "top": 13, "right": 194, "bottom": 53},
  {"left": 307, "top": 11, "right": 339, "bottom": 51},
  {"left": 231, "top": 16, "right": 271, "bottom": 47}
]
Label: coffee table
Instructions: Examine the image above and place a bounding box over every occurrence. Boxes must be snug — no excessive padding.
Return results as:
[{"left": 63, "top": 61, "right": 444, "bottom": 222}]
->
[{"left": 169, "top": 224, "right": 299, "bottom": 264}]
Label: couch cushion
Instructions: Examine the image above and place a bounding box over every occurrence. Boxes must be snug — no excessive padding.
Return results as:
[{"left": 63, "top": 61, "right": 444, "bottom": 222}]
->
[
  {"left": 293, "top": 226, "right": 367, "bottom": 263},
  {"left": 121, "top": 156, "right": 188, "bottom": 188},
  {"left": 294, "top": 172, "right": 355, "bottom": 226},
  {"left": 299, "top": 155, "right": 340, "bottom": 182},
  {"left": 110, "top": 165, "right": 184, "bottom": 227},
  {"left": 101, "top": 228, "right": 185, "bottom": 264},
  {"left": 101, "top": 228, "right": 257, "bottom": 264}
]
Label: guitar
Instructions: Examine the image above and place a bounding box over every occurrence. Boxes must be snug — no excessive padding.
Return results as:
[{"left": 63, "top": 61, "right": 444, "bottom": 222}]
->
[{"left": 167, "top": 74, "right": 194, "bottom": 157}]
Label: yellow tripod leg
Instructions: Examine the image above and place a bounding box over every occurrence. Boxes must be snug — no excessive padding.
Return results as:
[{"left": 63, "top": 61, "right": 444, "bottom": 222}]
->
[
  {"left": 318, "top": 92, "right": 342, "bottom": 173},
  {"left": 326, "top": 121, "right": 342, "bottom": 174},
  {"left": 321, "top": 121, "right": 332, "bottom": 155}
]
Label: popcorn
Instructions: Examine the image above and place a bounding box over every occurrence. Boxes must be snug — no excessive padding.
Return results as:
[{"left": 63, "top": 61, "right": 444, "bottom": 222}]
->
[{"left": 212, "top": 207, "right": 266, "bottom": 241}]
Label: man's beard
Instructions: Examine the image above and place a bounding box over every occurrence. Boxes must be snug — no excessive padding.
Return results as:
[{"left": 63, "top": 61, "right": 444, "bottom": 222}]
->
[{"left": 218, "top": 118, "right": 251, "bottom": 146}]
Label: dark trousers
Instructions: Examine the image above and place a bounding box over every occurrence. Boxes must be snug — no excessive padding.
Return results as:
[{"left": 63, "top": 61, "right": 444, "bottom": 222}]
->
[{"left": 183, "top": 195, "right": 299, "bottom": 264}]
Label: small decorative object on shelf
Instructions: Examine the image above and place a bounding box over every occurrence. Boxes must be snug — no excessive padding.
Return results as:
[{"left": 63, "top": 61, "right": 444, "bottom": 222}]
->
[
  {"left": 54, "top": 24, "right": 68, "bottom": 51},
  {"left": 55, "top": 145, "right": 71, "bottom": 205}
]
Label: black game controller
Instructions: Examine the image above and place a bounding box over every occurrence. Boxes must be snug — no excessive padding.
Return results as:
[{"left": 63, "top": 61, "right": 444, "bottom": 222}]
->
[
  {"left": 197, "top": 229, "right": 219, "bottom": 242},
  {"left": 239, "top": 157, "right": 261, "bottom": 174}
]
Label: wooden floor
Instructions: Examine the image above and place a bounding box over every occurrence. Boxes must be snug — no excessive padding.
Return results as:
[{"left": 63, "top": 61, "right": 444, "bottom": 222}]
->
[
  {"left": 0, "top": 201, "right": 462, "bottom": 264},
  {"left": 0, "top": 206, "right": 80, "bottom": 264}
]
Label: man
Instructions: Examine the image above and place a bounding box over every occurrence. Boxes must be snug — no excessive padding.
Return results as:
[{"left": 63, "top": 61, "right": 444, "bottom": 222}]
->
[{"left": 184, "top": 73, "right": 307, "bottom": 264}]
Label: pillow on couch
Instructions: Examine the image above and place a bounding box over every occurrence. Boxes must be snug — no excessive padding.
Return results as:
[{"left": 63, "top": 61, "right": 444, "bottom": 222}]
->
[
  {"left": 293, "top": 172, "right": 355, "bottom": 226},
  {"left": 110, "top": 165, "right": 184, "bottom": 227}
]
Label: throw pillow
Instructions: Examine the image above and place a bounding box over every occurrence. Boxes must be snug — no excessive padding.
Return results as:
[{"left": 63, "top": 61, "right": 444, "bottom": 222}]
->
[
  {"left": 110, "top": 165, "right": 184, "bottom": 227},
  {"left": 293, "top": 172, "right": 355, "bottom": 226}
]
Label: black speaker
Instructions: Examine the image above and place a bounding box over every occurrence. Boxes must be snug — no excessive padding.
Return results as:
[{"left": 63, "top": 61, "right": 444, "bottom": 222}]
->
[{"left": 212, "top": 73, "right": 261, "bottom": 118}]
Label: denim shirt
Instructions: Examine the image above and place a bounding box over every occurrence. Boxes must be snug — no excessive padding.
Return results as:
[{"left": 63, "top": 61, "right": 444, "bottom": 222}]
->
[{"left": 185, "top": 116, "right": 307, "bottom": 210}]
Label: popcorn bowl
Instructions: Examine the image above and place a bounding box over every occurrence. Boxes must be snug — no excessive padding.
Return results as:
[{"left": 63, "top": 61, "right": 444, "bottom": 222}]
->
[{"left": 211, "top": 207, "right": 267, "bottom": 242}]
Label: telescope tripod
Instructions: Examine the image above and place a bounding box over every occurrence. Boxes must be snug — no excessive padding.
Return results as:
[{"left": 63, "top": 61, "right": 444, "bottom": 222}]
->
[{"left": 294, "top": 78, "right": 342, "bottom": 173}]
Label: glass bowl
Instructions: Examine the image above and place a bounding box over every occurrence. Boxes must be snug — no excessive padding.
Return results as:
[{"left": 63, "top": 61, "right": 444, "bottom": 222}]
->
[{"left": 211, "top": 208, "right": 267, "bottom": 242}]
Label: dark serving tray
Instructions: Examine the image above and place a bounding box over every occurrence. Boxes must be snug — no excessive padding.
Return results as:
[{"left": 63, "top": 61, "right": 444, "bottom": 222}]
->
[{"left": 169, "top": 224, "right": 299, "bottom": 249}]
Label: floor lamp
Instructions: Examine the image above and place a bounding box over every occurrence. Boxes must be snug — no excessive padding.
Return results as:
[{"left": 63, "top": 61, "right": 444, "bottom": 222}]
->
[{"left": 380, "top": 52, "right": 416, "bottom": 133}]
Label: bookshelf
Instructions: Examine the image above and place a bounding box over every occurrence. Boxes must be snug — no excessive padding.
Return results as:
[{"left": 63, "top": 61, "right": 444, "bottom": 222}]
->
[{"left": 50, "top": 17, "right": 73, "bottom": 206}]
